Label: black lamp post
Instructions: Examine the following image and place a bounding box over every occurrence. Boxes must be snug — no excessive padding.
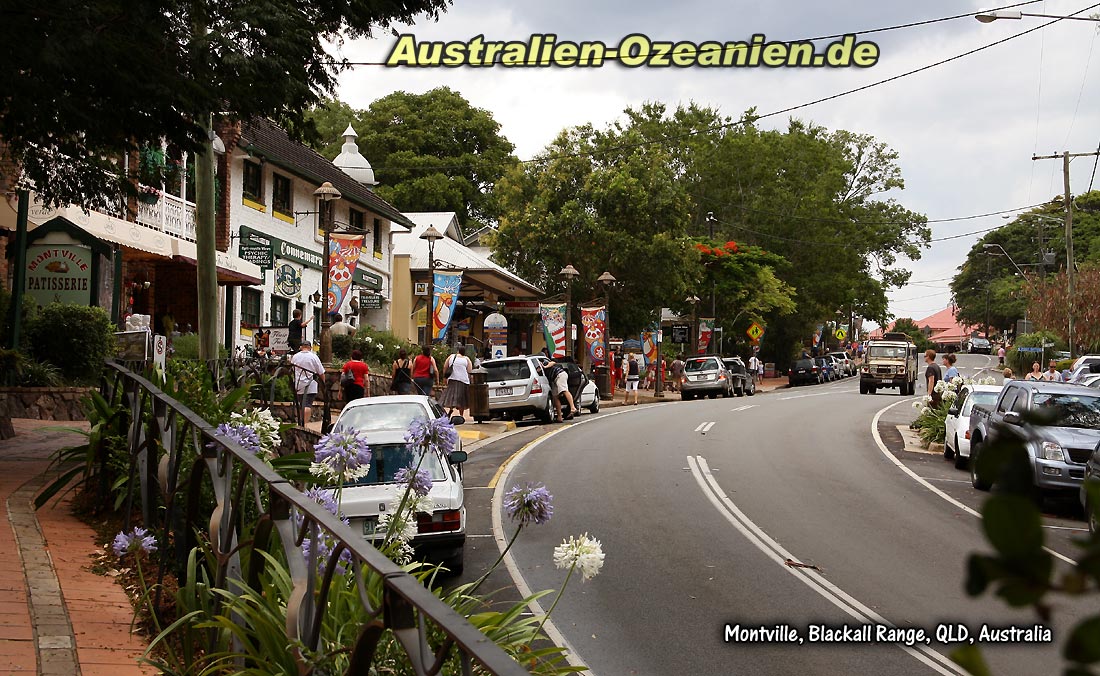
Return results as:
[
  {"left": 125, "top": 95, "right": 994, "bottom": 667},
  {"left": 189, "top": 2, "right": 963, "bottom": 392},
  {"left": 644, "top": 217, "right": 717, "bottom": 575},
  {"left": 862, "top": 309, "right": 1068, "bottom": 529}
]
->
[
  {"left": 687, "top": 295, "right": 700, "bottom": 354},
  {"left": 419, "top": 224, "right": 444, "bottom": 347},
  {"left": 316, "top": 181, "right": 342, "bottom": 364},
  {"left": 560, "top": 264, "right": 580, "bottom": 357}
]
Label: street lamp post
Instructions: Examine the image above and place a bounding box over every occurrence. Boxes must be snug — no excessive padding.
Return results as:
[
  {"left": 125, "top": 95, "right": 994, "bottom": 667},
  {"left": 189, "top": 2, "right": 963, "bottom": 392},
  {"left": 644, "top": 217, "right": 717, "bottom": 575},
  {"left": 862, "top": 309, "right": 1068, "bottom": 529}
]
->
[
  {"left": 687, "top": 295, "right": 700, "bottom": 354},
  {"left": 975, "top": 10, "right": 1100, "bottom": 23},
  {"left": 419, "top": 225, "right": 444, "bottom": 347},
  {"left": 597, "top": 271, "right": 616, "bottom": 398},
  {"left": 560, "top": 264, "right": 580, "bottom": 357},
  {"left": 316, "top": 182, "right": 342, "bottom": 364}
]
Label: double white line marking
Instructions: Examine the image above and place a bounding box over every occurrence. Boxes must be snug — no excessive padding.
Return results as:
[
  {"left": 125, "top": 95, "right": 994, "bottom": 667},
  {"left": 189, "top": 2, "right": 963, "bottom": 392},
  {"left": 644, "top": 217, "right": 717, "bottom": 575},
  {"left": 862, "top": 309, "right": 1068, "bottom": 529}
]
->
[
  {"left": 730, "top": 404, "right": 756, "bottom": 412},
  {"left": 695, "top": 421, "right": 717, "bottom": 433},
  {"left": 686, "top": 455, "right": 965, "bottom": 675}
]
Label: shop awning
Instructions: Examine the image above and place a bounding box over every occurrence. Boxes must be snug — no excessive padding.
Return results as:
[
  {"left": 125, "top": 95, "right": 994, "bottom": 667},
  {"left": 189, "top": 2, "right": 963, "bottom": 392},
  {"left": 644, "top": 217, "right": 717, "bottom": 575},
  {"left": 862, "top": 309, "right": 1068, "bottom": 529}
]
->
[{"left": 172, "top": 253, "right": 263, "bottom": 286}]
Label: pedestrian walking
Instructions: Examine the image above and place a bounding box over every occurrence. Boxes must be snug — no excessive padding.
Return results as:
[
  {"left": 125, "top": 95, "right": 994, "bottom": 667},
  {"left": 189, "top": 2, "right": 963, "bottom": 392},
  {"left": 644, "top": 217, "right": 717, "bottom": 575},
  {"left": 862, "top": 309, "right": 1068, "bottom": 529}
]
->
[
  {"left": 670, "top": 354, "right": 684, "bottom": 391},
  {"left": 411, "top": 345, "right": 439, "bottom": 397},
  {"left": 1003, "top": 367, "right": 1014, "bottom": 383},
  {"left": 757, "top": 356, "right": 765, "bottom": 383},
  {"left": 997, "top": 345, "right": 1006, "bottom": 366},
  {"left": 439, "top": 345, "right": 473, "bottom": 417},
  {"left": 924, "top": 349, "right": 942, "bottom": 406},
  {"left": 1024, "top": 362, "right": 1043, "bottom": 381},
  {"left": 391, "top": 348, "right": 415, "bottom": 394},
  {"left": 1042, "top": 360, "right": 1065, "bottom": 382},
  {"left": 329, "top": 313, "right": 351, "bottom": 337},
  {"left": 748, "top": 354, "right": 762, "bottom": 385},
  {"left": 942, "top": 353, "right": 959, "bottom": 382},
  {"left": 624, "top": 353, "right": 641, "bottom": 404},
  {"left": 290, "top": 340, "right": 324, "bottom": 424},
  {"left": 341, "top": 349, "right": 370, "bottom": 401}
]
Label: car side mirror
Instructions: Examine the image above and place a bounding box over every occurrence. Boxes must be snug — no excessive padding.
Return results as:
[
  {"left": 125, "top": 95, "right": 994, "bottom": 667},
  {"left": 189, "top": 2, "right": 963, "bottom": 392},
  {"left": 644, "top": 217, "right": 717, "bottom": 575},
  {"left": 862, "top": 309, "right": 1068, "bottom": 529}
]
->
[
  {"left": 450, "top": 415, "right": 465, "bottom": 426},
  {"left": 948, "top": 405, "right": 960, "bottom": 416},
  {"left": 1002, "top": 411, "right": 1023, "bottom": 426},
  {"left": 448, "top": 450, "right": 468, "bottom": 465}
]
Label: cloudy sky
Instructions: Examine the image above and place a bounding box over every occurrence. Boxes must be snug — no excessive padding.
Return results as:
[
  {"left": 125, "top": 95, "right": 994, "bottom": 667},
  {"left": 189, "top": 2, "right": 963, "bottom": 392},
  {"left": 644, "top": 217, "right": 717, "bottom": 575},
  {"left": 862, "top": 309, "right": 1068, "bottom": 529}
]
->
[{"left": 331, "top": 0, "right": 1100, "bottom": 324}]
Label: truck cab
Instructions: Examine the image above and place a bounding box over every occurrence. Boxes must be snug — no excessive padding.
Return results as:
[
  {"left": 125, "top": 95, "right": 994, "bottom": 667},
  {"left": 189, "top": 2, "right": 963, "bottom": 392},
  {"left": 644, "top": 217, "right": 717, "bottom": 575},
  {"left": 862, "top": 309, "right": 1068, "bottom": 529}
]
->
[{"left": 859, "top": 332, "right": 918, "bottom": 395}]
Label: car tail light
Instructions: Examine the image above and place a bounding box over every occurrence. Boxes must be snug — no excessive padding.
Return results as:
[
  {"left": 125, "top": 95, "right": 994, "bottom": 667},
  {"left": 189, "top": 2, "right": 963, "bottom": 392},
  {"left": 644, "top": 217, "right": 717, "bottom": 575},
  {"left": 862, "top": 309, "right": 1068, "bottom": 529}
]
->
[
  {"left": 417, "top": 509, "right": 462, "bottom": 533},
  {"left": 531, "top": 378, "right": 542, "bottom": 394},
  {"left": 812, "top": 367, "right": 818, "bottom": 372},
  {"left": 964, "top": 430, "right": 971, "bottom": 440},
  {"left": 788, "top": 369, "right": 793, "bottom": 375}
]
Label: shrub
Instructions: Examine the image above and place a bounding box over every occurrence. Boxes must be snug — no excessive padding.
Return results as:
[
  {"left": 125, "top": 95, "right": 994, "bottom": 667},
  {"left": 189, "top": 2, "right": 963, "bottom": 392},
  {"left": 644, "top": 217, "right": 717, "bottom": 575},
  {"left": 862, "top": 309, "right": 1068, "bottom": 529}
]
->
[
  {"left": 170, "top": 333, "right": 200, "bottom": 360},
  {"left": 0, "top": 287, "right": 39, "bottom": 346},
  {"left": 24, "top": 303, "right": 114, "bottom": 384},
  {"left": 1007, "top": 330, "right": 1064, "bottom": 377},
  {"left": 18, "top": 357, "right": 63, "bottom": 387}
]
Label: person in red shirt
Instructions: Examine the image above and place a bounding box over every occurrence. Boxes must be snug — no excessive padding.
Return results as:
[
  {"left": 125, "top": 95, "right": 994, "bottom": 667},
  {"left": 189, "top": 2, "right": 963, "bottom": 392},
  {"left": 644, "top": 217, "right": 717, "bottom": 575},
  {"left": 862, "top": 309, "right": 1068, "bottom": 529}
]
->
[
  {"left": 411, "top": 345, "right": 439, "bottom": 397},
  {"left": 341, "top": 349, "right": 370, "bottom": 401}
]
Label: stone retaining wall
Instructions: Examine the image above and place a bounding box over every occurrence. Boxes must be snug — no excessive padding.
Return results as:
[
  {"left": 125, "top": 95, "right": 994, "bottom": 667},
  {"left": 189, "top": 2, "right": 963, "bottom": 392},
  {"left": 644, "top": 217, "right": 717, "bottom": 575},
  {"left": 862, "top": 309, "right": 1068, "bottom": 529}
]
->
[{"left": 0, "top": 387, "right": 93, "bottom": 421}]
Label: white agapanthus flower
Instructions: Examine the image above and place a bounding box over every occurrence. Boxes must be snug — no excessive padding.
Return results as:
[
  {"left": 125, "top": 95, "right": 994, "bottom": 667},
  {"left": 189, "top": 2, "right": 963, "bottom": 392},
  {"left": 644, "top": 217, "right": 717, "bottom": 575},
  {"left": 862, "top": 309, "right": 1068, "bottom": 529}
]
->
[
  {"left": 553, "top": 533, "right": 605, "bottom": 581},
  {"left": 979, "top": 376, "right": 997, "bottom": 385},
  {"left": 912, "top": 400, "right": 924, "bottom": 409},
  {"left": 919, "top": 406, "right": 930, "bottom": 415},
  {"left": 934, "top": 380, "right": 947, "bottom": 393},
  {"left": 922, "top": 395, "right": 932, "bottom": 405},
  {"left": 364, "top": 336, "right": 373, "bottom": 344},
  {"left": 231, "top": 408, "right": 281, "bottom": 461},
  {"left": 943, "top": 390, "right": 958, "bottom": 402}
]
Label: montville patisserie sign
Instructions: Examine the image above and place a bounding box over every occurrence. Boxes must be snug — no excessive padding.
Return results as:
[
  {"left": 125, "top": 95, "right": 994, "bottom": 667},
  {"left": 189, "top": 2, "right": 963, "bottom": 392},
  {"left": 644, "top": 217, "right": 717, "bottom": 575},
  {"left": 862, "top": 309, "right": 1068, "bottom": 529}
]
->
[{"left": 25, "top": 244, "right": 93, "bottom": 305}]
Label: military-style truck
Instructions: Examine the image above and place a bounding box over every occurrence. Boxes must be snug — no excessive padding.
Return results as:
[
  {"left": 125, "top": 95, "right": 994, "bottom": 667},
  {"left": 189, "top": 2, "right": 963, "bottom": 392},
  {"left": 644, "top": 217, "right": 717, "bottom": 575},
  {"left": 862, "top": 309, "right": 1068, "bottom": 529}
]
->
[{"left": 859, "top": 332, "right": 918, "bottom": 395}]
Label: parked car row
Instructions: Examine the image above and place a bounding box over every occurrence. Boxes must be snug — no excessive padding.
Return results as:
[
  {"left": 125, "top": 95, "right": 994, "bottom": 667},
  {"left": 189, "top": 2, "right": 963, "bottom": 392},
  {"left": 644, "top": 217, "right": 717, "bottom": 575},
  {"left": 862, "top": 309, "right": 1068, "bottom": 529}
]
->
[
  {"left": 679, "top": 354, "right": 757, "bottom": 400},
  {"left": 787, "top": 353, "right": 855, "bottom": 386},
  {"left": 944, "top": 379, "right": 1100, "bottom": 534}
]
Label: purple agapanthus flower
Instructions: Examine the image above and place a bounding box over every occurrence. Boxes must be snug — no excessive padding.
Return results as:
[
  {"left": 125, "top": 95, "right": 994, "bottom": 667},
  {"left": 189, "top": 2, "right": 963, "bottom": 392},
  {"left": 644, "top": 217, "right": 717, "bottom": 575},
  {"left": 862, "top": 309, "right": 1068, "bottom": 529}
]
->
[
  {"left": 111, "top": 526, "right": 158, "bottom": 557},
  {"left": 298, "top": 487, "right": 353, "bottom": 574},
  {"left": 503, "top": 482, "right": 554, "bottom": 526},
  {"left": 405, "top": 416, "right": 458, "bottom": 456},
  {"left": 210, "top": 422, "right": 262, "bottom": 456},
  {"left": 311, "top": 429, "right": 372, "bottom": 482},
  {"left": 394, "top": 465, "right": 433, "bottom": 497}
]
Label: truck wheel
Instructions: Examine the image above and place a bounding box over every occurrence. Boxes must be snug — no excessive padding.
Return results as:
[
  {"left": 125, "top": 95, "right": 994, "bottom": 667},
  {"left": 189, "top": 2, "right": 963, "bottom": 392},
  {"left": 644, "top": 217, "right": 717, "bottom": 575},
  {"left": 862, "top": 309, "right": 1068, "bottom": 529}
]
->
[
  {"left": 869, "top": 386, "right": 877, "bottom": 394},
  {"left": 708, "top": 393, "right": 718, "bottom": 399},
  {"left": 747, "top": 382, "right": 756, "bottom": 396},
  {"left": 681, "top": 393, "right": 693, "bottom": 401},
  {"left": 970, "top": 442, "right": 991, "bottom": 490},
  {"left": 859, "top": 381, "right": 868, "bottom": 395}
]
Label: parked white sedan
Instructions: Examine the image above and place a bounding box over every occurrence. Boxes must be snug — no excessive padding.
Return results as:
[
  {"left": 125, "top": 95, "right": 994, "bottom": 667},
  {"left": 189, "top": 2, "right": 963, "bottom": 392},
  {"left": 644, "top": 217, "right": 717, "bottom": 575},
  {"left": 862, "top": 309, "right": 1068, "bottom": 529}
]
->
[{"left": 944, "top": 384, "right": 1002, "bottom": 470}]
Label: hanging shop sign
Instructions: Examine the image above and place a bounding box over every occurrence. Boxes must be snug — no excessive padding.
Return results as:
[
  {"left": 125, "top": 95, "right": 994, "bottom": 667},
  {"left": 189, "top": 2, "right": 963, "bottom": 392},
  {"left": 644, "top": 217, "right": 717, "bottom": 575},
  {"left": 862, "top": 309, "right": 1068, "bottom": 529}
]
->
[
  {"left": 273, "top": 263, "right": 302, "bottom": 297},
  {"left": 239, "top": 226, "right": 381, "bottom": 290},
  {"left": 25, "top": 244, "right": 93, "bottom": 306}
]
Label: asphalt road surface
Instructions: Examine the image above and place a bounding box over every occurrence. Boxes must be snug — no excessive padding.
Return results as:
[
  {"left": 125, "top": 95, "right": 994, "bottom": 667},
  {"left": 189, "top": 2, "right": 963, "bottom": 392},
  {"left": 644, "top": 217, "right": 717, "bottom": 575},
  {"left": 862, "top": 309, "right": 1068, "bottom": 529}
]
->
[{"left": 487, "top": 353, "right": 1091, "bottom": 675}]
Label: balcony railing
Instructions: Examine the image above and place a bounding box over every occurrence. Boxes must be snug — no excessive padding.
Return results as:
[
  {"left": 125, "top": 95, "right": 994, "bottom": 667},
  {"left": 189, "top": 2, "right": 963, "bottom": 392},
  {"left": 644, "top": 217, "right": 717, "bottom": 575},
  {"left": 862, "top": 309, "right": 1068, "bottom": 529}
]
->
[{"left": 135, "top": 188, "right": 197, "bottom": 242}]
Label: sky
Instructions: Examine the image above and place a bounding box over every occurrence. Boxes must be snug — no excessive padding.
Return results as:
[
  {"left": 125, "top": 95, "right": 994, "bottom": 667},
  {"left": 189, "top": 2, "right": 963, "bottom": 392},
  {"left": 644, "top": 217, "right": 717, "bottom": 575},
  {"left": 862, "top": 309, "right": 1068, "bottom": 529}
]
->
[{"left": 329, "top": 0, "right": 1100, "bottom": 325}]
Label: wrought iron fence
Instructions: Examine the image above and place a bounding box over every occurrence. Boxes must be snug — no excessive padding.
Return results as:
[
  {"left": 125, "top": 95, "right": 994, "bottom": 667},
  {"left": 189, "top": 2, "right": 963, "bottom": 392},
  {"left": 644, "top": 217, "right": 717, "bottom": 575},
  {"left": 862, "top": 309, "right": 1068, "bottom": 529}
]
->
[{"left": 103, "top": 360, "right": 527, "bottom": 675}]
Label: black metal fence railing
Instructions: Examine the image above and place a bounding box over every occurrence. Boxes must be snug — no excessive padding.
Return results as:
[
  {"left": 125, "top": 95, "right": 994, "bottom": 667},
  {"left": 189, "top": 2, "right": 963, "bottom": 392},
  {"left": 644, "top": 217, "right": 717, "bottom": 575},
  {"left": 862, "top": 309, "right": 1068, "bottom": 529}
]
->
[{"left": 103, "top": 360, "right": 526, "bottom": 675}]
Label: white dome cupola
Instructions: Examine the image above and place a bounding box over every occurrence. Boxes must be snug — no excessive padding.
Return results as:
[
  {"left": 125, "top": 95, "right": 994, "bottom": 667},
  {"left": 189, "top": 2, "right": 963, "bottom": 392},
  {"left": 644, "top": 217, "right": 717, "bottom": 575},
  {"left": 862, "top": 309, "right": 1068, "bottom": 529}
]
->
[{"left": 333, "top": 124, "right": 377, "bottom": 188}]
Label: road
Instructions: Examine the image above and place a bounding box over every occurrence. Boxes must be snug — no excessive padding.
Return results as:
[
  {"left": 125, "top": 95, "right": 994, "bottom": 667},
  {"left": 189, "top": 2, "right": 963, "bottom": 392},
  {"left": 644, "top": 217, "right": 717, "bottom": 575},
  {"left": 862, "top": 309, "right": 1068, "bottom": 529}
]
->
[{"left": 485, "top": 353, "right": 1091, "bottom": 675}]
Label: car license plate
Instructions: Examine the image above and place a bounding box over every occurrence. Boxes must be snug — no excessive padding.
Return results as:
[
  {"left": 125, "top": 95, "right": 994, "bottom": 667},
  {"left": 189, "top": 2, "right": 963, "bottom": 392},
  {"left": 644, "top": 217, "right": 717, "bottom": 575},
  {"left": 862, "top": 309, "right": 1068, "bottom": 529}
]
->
[
  {"left": 880, "top": 379, "right": 893, "bottom": 385},
  {"left": 495, "top": 386, "right": 513, "bottom": 396},
  {"left": 361, "top": 517, "right": 378, "bottom": 536}
]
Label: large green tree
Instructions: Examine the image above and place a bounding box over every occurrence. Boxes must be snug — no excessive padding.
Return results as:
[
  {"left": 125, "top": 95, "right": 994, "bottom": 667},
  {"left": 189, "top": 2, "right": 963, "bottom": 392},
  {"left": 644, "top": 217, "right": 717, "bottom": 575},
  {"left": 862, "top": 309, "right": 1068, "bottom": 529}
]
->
[{"left": 307, "top": 88, "right": 517, "bottom": 230}]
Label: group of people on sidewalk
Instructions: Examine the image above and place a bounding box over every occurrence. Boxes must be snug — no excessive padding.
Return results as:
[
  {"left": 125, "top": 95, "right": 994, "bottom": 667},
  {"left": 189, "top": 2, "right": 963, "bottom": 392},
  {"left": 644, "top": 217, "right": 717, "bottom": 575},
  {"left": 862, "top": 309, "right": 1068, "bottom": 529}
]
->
[{"left": 288, "top": 341, "right": 480, "bottom": 424}]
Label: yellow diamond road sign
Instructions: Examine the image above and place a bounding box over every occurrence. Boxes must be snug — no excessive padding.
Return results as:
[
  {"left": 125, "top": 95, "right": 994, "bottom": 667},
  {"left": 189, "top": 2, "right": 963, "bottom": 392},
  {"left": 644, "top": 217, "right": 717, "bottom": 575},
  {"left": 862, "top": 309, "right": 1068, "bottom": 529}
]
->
[
  {"left": 835, "top": 328, "right": 847, "bottom": 341},
  {"left": 747, "top": 323, "right": 764, "bottom": 340}
]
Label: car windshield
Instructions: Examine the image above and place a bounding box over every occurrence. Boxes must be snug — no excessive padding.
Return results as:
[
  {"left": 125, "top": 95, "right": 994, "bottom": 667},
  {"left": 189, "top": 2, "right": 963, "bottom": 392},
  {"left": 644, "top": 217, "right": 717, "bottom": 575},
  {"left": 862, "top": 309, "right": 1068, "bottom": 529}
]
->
[
  {"left": 685, "top": 358, "right": 719, "bottom": 372},
  {"left": 829, "top": 353, "right": 847, "bottom": 360},
  {"left": 334, "top": 402, "right": 431, "bottom": 433},
  {"left": 794, "top": 359, "right": 813, "bottom": 369},
  {"left": 1030, "top": 393, "right": 1100, "bottom": 429},
  {"left": 961, "top": 391, "right": 998, "bottom": 416},
  {"left": 869, "top": 345, "right": 907, "bottom": 359},
  {"left": 484, "top": 360, "right": 531, "bottom": 381},
  {"left": 343, "top": 443, "right": 448, "bottom": 485}
]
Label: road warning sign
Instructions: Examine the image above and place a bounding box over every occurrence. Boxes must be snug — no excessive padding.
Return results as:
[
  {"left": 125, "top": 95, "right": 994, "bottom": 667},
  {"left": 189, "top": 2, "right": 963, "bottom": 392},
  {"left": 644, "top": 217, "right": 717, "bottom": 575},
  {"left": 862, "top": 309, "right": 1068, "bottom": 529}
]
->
[{"left": 747, "top": 323, "right": 764, "bottom": 340}]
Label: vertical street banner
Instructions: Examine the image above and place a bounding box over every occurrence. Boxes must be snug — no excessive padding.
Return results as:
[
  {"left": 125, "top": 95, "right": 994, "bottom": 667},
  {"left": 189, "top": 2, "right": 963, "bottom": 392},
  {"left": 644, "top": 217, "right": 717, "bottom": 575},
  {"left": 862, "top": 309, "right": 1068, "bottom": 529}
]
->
[
  {"left": 539, "top": 303, "right": 567, "bottom": 357},
  {"left": 326, "top": 234, "right": 364, "bottom": 315},
  {"left": 698, "top": 318, "right": 715, "bottom": 353},
  {"left": 432, "top": 271, "right": 463, "bottom": 342},
  {"left": 580, "top": 305, "right": 607, "bottom": 365},
  {"left": 813, "top": 323, "right": 825, "bottom": 349},
  {"left": 641, "top": 326, "right": 659, "bottom": 367}
]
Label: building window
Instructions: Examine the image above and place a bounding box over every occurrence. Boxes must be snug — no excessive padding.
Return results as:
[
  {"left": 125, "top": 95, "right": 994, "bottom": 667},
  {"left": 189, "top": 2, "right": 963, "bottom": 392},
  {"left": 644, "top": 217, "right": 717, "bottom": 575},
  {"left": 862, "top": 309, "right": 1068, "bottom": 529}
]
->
[
  {"left": 242, "top": 162, "right": 263, "bottom": 203},
  {"left": 270, "top": 295, "right": 289, "bottom": 326},
  {"left": 349, "top": 208, "right": 364, "bottom": 231},
  {"left": 313, "top": 307, "right": 322, "bottom": 342},
  {"left": 272, "top": 174, "right": 292, "bottom": 216},
  {"left": 373, "top": 218, "right": 383, "bottom": 255},
  {"left": 241, "top": 288, "right": 262, "bottom": 327}
]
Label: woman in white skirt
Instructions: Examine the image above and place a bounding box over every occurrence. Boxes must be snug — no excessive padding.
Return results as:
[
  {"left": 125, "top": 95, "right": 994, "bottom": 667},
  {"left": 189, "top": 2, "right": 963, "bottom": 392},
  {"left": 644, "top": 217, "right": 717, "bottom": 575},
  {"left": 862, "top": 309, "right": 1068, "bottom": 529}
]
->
[{"left": 439, "top": 345, "right": 473, "bottom": 417}]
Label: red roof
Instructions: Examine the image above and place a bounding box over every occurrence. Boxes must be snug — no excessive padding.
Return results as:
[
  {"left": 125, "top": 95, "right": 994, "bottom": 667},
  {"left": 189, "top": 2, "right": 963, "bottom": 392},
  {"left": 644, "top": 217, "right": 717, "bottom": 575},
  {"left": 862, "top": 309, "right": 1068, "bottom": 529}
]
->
[{"left": 869, "top": 306, "right": 983, "bottom": 342}]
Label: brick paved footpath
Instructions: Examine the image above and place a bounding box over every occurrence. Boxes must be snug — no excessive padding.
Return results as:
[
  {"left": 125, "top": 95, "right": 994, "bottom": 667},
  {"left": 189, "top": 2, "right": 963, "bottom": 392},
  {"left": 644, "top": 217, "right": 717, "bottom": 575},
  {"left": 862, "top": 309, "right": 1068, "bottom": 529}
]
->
[{"left": 1, "top": 419, "right": 152, "bottom": 676}]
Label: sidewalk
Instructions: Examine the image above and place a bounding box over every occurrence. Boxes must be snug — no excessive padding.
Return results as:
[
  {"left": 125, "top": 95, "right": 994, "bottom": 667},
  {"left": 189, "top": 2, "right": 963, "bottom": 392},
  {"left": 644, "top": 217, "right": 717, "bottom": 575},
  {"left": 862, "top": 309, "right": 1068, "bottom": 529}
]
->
[
  {"left": 602, "top": 375, "right": 789, "bottom": 407},
  {"left": 1, "top": 418, "right": 152, "bottom": 675}
]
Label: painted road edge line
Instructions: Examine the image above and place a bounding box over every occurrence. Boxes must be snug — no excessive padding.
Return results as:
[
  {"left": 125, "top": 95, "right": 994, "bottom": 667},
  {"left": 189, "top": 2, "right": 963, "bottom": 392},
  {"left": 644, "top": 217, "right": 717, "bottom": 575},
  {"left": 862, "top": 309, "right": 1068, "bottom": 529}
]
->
[
  {"left": 489, "top": 401, "right": 677, "bottom": 674},
  {"left": 869, "top": 399, "right": 1075, "bottom": 567},
  {"left": 687, "top": 455, "right": 964, "bottom": 676}
]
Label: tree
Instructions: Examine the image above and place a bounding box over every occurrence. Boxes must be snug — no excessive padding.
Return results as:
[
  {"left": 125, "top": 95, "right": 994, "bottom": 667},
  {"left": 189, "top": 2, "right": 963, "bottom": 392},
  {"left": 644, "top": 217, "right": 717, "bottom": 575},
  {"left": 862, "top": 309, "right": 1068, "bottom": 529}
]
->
[
  {"left": 1026, "top": 264, "right": 1100, "bottom": 353},
  {"left": 307, "top": 89, "right": 518, "bottom": 230},
  {"left": 2, "top": 0, "right": 451, "bottom": 359},
  {"left": 890, "top": 318, "right": 932, "bottom": 352}
]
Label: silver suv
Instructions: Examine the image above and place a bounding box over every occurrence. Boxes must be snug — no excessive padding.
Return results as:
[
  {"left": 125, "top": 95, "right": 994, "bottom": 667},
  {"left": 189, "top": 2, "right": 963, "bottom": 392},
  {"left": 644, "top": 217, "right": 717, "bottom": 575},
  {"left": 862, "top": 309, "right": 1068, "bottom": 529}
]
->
[
  {"left": 483, "top": 356, "right": 554, "bottom": 423},
  {"left": 680, "top": 355, "right": 733, "bottom": 400}
]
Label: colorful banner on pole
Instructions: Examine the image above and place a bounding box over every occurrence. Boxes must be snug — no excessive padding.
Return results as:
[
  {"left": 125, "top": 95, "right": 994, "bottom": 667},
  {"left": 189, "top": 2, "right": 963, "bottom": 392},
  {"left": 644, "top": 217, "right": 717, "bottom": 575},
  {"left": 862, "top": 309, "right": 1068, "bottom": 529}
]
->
[
  {"left": 641, "top": 327, "right": 659, "bottom": 367},
  {"left": 540, "top": 303, "right": 567, "bottom": 357},
  {"left": 698, "top": 318, "right": 715, "bottom": 353},
  {"left": 580, "top": 306, "right": 608, "bottom": 365},
  {"left": 326, "top": 234, "right": 364, "bottom": 315},
  {"left": 432, "top": 271, "right": 463, "bottom": 342},
  {"left": 813, "top": 323, "right": 825, "bottom": 349}
]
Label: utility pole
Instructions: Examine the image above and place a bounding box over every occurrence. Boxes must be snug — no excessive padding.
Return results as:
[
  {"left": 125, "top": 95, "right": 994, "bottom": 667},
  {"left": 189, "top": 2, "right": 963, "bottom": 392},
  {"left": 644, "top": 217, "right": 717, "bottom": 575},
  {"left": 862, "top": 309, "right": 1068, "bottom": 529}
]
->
[
  {"left": 706, "top": 211, "right": 717, "bottom": 318},
  {"left": 1033, "top": 149, "right": 1100, "bottom": 358}
]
